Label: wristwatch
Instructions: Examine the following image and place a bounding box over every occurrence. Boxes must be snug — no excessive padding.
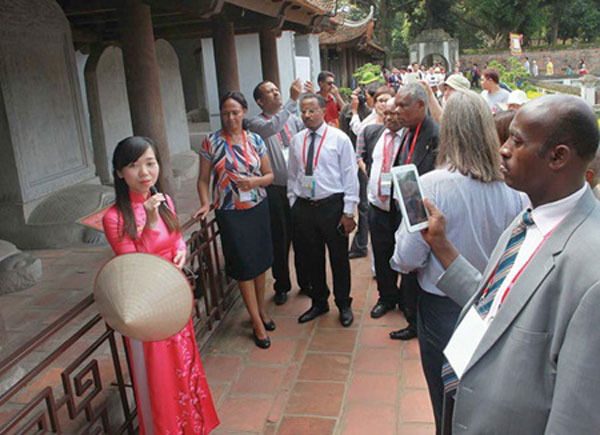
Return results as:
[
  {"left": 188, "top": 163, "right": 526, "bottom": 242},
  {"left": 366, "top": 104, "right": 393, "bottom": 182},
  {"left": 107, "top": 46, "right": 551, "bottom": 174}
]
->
[{"left": 344, "top": 213, "right": 355, "bottom": 219}]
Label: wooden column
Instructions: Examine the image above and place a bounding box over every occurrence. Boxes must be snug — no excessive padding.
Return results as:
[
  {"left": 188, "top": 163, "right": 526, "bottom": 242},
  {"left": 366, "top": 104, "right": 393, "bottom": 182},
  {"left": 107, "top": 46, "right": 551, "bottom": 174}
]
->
[
  {"left": 259, "top": 29, "right": 280, "bottom": 87},
  {"left": 213, "top": 20, "right": 240, "bottom": 97},
  {"left": 118, "top": 0, "right": 173, "bottom": 195},
  {"left": 340, "top": 47, "right": 348, "bottom": 88}
]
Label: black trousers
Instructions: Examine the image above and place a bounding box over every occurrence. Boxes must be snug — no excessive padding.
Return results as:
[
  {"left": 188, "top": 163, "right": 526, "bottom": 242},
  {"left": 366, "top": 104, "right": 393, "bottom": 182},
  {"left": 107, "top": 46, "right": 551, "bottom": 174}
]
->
[
  {"left": 368, "top": 203, "right": 402, "bottom": 306},
  {"left": 417, "top": 290, "right": 461, "bottom": 434},
  {"left": 291, "top": 194, "right": 352, "bottom": 309},
  {"left": 350, "top": 170, "right": 369, "bottom": 254},
  {"left": 266, "top": 185, "right": 311, "bottom": 294}
]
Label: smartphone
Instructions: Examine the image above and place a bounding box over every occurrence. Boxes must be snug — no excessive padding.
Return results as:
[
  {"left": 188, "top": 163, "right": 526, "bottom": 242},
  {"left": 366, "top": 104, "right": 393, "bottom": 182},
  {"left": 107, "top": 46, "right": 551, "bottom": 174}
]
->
[{"left": 391, "top": 164, "right": 429, "bottom": 232}]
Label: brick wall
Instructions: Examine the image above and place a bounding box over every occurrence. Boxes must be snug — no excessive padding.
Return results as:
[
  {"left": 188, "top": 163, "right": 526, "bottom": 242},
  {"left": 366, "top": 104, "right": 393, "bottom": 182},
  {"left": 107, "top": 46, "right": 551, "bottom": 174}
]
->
[{"left": 460, "top": 47, "right": 600, "bottom": 75}]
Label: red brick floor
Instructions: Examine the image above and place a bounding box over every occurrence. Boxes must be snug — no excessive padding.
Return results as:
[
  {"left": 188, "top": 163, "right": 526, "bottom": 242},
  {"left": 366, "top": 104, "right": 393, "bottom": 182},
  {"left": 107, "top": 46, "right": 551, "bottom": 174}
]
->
[
  {"left": 204, "top": 254, "right": 435, "bottom": 435},
  {"left": 0, "top": 176, "right": 435, "bottom": 434}
]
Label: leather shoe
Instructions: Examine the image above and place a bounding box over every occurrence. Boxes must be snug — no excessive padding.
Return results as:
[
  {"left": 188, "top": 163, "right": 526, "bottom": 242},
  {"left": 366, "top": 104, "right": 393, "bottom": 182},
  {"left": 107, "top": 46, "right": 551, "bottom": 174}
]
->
[
  {"left": 253, "top": 331, "right": 271, "bottom": 349},
  {"left": 339, "top": 307, "right": 354, "bottom": 327},
  {"left": 274, "top": 292, "right": 288, "bottom": 305},
  {"left": 348, "top": 250, "right": 368, "bottom": 259},
  {"left": 370, "top": 302, "right": 395, "bottom": 319},
  {"left": 389, "top": 326, "right": 417, "bottom": 341},
  {"left": 298, "top": 305, "right": 329, "bottom": 323},
  {"left": 262, "top": 319, "right": 276, "bottom": 331}
]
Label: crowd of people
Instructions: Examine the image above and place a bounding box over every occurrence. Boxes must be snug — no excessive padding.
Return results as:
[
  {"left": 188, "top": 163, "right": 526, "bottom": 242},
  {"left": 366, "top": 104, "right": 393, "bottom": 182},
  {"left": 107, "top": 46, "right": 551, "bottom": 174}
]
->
[{"left": 101, "top": 59, "right": 600, "bottom": 432}]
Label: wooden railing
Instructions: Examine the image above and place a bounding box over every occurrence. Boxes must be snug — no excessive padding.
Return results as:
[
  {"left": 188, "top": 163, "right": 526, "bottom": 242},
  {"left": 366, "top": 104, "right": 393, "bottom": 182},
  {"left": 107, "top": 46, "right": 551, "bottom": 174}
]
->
[{"left": 0, "top": 213, "right": 237, "bottom": 433}]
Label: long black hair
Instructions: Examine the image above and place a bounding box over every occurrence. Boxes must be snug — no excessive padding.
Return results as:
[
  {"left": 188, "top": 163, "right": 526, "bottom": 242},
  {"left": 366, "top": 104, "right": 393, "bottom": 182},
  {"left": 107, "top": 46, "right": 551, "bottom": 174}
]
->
[{"left": 112, "top": 136, "right": 180, "bottom": 240}]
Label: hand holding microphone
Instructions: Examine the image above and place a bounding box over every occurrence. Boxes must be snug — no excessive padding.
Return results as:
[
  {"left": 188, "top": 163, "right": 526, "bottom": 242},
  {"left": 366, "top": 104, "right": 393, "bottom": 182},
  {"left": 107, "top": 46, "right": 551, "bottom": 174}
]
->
[{"left": 144, "top": 186, "right": 166, "bottom": 229}]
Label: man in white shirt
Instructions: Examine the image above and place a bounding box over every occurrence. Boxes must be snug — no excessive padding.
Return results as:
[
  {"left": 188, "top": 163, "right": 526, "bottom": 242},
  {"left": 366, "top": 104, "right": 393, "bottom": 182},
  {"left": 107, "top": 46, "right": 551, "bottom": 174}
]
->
[
  {"left": 421, "top": 94, "right": 600, "bottom": 434},
  {"left": 480, "top": 69, "right": 510, "bottom": 114},
  {"left": 288, "top": 94, "right": 359, "bottom": 327}
]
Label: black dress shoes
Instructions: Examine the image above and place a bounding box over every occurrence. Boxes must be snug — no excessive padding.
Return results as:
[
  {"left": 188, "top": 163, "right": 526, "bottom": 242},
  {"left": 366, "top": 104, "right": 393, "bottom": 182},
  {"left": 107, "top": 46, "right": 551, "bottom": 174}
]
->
[
  {"left": 370, "top": 302, "right": 395, "bottom": 319},
  {"left": 389, "top": 325, "right": 418, "bottom": 340},
  {"left": 274, "top": 292, "right": 288, "bottom": 305},
  {"left": 253, "top": 331, "right": 271, "bottom": 349},
  {"left": 298, "top": 305, "right": 329, "bottom": 323},
  {"left": 262, "top": 319, "right": 276, "bottom": 331},
  {"left": 339, "top": 307, "right": 354, "bottom": 327}
]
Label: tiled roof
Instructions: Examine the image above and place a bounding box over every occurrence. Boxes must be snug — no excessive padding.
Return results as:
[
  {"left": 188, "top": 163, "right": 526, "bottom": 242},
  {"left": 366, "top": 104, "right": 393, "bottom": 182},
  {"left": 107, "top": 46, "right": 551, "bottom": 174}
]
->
[
  {"left": 319, "top": 6, "right": 383, "bottom": 53},
  {"left": 292, "top": 0, "right": 336, "bottom": 13}
]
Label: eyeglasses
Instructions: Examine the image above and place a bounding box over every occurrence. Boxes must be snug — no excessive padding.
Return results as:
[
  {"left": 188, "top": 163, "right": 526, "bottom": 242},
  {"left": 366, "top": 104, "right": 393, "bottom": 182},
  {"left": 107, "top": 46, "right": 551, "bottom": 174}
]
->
[{"left": 325, "top": 81, "right": 334, "bottom": 85}]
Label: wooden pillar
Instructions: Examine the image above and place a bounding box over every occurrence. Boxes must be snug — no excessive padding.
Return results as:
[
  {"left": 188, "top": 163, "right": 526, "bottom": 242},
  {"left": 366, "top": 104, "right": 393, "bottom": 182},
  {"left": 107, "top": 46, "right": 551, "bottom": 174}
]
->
[
  {"left": 259, "top": 29, "right": 280, "bottom": 87},
  {"left": 340, "top": 48, "right": 348, "bottom": 88},
  {"left": 213, "top": 20, "right": 240, "bottom": 97},
  {"left": 321, "top": 47, "right": 329, "bottom": 71},
  {"left": 118, "top": 0, "right": 173, "bottom": 195}
]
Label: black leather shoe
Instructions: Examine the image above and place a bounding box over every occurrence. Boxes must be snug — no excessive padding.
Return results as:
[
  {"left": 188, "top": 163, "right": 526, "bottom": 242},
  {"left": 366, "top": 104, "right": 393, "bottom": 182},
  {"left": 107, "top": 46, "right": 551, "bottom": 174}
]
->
[
  {"left": 370, "top": 302, "right": 395, "bottom": 319},
  {"left": 274, "top": 292, "right": 288, "bottom": 305},
  {"left": 262, "top": 319, "right": 276, "bottom": 331},
  {"left": 253, "top": 331, "right": 271, "bottom": 349},
  {"left": 298, "top": 305, "right": 329, "bottom": 323},
  {"left": 348, "top": 250, "right": 368, "bottom": 259},
  {"left": 389, "top": 326, "right": 417, "bottom": 340},
  {"left": 339, "top": 307, "right": 354, "bottom": 327}
]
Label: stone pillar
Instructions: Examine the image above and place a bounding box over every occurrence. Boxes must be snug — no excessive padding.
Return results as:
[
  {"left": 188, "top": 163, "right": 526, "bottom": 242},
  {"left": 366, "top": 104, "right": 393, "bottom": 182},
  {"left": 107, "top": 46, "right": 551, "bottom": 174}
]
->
[
  {"left": 213, "top": 20, "right": 240, "bottom": 97},
  {"left": 259, "top": 29, "right": 280, "bottom": 87},
  {"left": 580, "top": 75, "right": 597, "bottom": 106},
  {"left": 340, "top": 48, "right": 349, "bottom": 88},
  {"left": 118, "top": 0, "right": 173, "bottom": 195}
]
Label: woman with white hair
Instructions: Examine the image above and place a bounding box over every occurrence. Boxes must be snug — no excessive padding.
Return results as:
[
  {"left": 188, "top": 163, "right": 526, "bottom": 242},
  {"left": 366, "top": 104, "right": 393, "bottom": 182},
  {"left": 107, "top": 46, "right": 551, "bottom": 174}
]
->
[{"left": 391, "top": 90, "right": 527, "bottom": 434}]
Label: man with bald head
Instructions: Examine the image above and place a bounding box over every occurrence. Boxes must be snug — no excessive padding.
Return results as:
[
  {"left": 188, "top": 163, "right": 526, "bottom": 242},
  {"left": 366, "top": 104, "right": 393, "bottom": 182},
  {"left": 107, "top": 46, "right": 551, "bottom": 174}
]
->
[{"left": 422, "top": 94, "right": 600, "bottom": 433}]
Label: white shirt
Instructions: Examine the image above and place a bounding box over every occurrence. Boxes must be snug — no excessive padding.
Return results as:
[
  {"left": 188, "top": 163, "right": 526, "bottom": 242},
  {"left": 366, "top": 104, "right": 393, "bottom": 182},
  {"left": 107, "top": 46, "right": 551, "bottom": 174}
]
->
[
  {"left": 350, "top": 109, "right": 376, "bottom": 136},
  {"left": 391, "top": 168, "right": 527, "bottom": 296},
  {"left": 287, "top": 122, "right": 359, "bottom": 215},
  {"left": 367, "top": 128, "right": 403, "bottom": 211},
  {"left": 486, "top": 184, "right": 588, "bottom": 321}
]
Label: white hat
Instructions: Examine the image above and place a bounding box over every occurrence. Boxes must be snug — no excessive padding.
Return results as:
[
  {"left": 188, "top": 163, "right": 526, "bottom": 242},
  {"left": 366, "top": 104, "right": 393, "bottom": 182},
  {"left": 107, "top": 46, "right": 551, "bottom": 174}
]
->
[
  {"left": 499, "top": 90, "right": 529, "bottom": 111},
  {"left": 441, "top": 74, "right": 471, "bottom": 92},
  {"left": 94, "top": 253, "right": 193, "bottom": 341}
]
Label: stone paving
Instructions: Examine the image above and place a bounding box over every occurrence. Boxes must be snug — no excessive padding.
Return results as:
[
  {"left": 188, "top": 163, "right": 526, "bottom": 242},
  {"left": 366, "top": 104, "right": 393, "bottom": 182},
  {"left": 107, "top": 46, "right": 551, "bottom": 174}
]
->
[{"left": 0, "top": 175, "right": 435, "bottom": 434}]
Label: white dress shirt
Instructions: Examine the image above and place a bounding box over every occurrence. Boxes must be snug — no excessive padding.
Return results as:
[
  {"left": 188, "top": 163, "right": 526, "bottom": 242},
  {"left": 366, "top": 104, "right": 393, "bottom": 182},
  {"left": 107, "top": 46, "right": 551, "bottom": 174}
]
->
[
  {"left": 367, "top": 128, "right": 403, "bottom": 211},
  {"left": 486, "top": 183, "right": 588, "bottom": 321},
  {"left": 391, "top": 168, "right": 527, "bottom": 296},
  {"left": 287, "top": 122, "right": 359, "bottom": 215}
]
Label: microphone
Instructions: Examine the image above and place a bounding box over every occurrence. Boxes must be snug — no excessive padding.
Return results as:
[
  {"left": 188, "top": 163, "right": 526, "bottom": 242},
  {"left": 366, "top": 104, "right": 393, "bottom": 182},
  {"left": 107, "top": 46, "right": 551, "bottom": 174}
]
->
[{"left": 149, "top": 185, "right": 171, "bottom": 211}]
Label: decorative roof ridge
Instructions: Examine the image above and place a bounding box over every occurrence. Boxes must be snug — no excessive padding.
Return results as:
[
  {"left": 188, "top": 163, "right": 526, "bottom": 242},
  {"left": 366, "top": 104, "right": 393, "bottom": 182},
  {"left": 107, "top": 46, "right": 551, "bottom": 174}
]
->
[{"left": 341, "top": 5, "right": 374, "bottom": 28}]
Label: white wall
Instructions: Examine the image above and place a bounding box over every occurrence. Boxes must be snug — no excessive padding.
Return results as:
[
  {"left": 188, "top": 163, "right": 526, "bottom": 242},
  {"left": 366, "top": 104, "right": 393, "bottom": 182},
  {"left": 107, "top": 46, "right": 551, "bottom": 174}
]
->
[{"left": 277, "top": 31, "right": 296, "bottom": 103}]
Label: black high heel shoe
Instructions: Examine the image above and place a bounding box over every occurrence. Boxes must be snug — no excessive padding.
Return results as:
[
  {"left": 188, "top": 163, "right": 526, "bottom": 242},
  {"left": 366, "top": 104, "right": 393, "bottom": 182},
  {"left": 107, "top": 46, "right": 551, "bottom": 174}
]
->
[
  {"left": 253, "top": 331, "right": 271, "bottom": 349},
  {"left": 262, "top": 319, "right": 276, "bottom": 331}
]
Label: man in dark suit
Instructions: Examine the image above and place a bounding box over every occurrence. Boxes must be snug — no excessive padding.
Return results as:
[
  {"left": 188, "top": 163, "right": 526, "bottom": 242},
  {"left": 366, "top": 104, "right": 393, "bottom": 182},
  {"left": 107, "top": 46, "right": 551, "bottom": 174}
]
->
[
  {"left": 388, "top": 83, "right": 440, "bottom": 338},
  {"left": 423, "top": 94, "right": 600, "bottom": 433}
]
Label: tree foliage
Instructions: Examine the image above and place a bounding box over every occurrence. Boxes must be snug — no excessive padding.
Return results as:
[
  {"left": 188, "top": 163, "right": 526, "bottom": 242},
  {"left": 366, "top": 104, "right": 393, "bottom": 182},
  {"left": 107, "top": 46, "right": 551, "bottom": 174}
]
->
[{"left": 341, "top": 0, "right": 600, "bottom": 58}]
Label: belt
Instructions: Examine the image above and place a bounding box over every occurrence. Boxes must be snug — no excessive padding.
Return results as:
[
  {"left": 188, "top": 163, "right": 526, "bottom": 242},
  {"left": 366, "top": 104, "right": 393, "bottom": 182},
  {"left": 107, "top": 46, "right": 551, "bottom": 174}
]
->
[{"left": 298, "top": 193, "right": 343, "bottom": 207}]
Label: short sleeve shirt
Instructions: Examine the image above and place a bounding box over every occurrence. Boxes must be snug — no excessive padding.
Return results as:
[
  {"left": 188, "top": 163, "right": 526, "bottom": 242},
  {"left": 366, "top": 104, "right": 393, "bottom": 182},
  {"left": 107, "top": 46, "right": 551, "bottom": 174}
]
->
[
  {"left": 200, "top": 129, "right": 267, "bottom": 210},
  {"left": 324, "top": 94, "right": 340, "bottom": 127}
]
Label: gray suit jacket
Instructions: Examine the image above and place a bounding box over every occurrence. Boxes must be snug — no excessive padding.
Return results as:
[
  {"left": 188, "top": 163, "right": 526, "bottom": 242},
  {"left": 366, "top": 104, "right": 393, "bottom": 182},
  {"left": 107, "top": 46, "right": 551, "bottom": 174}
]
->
[{"left": 437, "top": 188, "right": 600, "bottom": 434}]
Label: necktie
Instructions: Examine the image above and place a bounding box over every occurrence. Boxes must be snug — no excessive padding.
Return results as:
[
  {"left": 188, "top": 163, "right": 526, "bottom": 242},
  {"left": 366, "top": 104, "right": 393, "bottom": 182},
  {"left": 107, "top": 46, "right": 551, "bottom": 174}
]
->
[
  {"left": 305, "top": 132, "right": 316, "bottom": 176},
  {"left": 442, "top": 210, "right": 534, "bottom": 394},
  {"left": 280, "top": 126, "right": 290, "bottom": 148},
  {"left": 400, "top": 130, "right": 413, "bottom": 164}
]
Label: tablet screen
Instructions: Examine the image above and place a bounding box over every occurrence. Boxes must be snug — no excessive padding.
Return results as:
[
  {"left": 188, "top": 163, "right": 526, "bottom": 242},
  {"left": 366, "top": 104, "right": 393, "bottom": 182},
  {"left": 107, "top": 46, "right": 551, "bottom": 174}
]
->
[{"left": 396, "top": 170, "right": 428, "bottom": 226}]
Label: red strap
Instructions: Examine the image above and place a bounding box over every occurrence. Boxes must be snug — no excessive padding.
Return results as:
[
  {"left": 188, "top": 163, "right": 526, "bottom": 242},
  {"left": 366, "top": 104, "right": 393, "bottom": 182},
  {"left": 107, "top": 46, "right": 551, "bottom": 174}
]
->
[{"left": 302, "top": 126, "right": 329, "bottom": 171}]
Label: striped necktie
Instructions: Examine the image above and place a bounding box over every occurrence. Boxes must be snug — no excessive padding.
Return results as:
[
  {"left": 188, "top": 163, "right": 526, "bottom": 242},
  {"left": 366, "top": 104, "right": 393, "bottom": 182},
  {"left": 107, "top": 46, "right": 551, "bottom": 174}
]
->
[{"left": 442, "top": 210, "right": 534, "bottom": 394}]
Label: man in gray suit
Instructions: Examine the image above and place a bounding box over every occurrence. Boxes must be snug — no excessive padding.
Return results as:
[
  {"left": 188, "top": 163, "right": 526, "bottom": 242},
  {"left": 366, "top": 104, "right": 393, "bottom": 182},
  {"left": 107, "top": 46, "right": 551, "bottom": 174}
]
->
[{"left": 421, "top": 94, "right": 600, "bottom": 434}]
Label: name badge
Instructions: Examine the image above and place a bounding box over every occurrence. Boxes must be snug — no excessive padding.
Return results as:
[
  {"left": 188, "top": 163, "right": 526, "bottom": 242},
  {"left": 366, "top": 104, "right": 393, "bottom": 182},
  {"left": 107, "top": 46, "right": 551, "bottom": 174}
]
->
[
  {"left": 380, "top": 173, "right": 392, "bottom": 196},
  {"left": 281, "top": 147, "right": 290, "bottom": 165},
  {"left": 239, "top": 189, "right": 256, "bottom": 202},
  {"left": 302, "top": 175, "right": 315, "bottom": 197},
  {"left": 443, "top": 306, "right": 489, "bottom": 379}
]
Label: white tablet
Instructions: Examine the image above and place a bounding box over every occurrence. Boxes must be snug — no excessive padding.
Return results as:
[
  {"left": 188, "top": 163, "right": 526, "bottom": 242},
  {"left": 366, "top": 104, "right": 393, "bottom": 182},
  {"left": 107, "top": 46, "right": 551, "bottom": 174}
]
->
[{"left": 391, "top": 164, "right": 429, "bottom": 232}]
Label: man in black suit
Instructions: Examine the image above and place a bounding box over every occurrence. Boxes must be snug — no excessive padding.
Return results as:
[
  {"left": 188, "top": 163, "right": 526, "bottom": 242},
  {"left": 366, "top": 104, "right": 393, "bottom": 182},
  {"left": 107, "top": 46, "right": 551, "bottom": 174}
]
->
[{"left": 388, "top": 83, "right": 440, "bottom": 338}]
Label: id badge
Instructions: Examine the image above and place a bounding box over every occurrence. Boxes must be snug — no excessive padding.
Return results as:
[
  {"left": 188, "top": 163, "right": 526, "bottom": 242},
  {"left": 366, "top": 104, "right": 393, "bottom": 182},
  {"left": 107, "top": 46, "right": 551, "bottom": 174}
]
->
[
  {"left": 380, "top": 173, "right": 392, "bottom": 196},
  {"left": 239, "top": 189, "right": 256, "bottom": 202},
  {"left": 443, "top": 306, "right": 489, "bottom": 379},
  {"left": 282, "top": 147, "right": 290, "bottom": 165},
  {"left": 302, "top": 175, "right": 315, "bottom": 197}
]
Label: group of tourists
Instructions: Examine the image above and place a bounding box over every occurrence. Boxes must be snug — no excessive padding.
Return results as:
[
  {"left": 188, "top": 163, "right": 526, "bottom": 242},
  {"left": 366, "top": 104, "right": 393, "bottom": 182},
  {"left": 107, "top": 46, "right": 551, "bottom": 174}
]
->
[{"left": 100, "top": 57, "right": 600, "bottom": 433}]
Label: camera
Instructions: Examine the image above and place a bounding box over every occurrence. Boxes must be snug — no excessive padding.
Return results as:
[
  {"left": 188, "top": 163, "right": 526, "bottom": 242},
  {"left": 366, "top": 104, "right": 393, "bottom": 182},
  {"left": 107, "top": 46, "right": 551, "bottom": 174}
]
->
[{"left": 357, "top": 88, "right": 367, "bottom": 105}]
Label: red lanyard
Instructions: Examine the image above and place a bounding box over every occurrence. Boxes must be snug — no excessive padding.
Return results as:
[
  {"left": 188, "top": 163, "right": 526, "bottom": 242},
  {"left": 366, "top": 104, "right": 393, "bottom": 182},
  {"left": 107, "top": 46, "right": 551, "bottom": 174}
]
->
[
  {"left": 485, "top": 220, "right": 561, "bottom": 308},
  {"left": 401, "top": 122, "right": 422, "bottom": 164},
  {"left": 223, "top": 131, "right": 255, "bottom": 170},
  {"left": 261, "top": 114, "right": 291, "bottom": 147},
  {"left": 378, "top": 132, "right": 400, "bottom": 199},
  {"left": 302, "top": 126, "right": 329, "bottom": 171}
]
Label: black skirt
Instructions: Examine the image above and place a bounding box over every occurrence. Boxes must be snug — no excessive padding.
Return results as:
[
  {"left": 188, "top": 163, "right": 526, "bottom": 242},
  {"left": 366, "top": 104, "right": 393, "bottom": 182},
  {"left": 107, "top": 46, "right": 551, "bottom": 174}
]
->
[{"left": 215, "top": 198, "right": 273, "bottom": 281}]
